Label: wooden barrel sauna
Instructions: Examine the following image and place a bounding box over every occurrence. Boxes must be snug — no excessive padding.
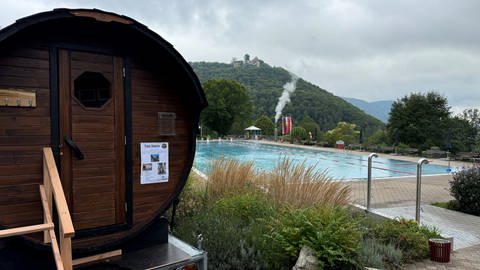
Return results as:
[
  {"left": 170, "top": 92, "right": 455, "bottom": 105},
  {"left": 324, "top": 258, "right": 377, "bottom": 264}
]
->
[{"left": 0, "top": 9, "right": 207, "bottom": 252}]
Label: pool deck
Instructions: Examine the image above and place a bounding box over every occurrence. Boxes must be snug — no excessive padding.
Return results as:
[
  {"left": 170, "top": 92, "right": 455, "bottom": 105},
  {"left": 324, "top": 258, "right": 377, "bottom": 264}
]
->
[{"left": 254, "top": 140, "right": 480, "bottom": 269}]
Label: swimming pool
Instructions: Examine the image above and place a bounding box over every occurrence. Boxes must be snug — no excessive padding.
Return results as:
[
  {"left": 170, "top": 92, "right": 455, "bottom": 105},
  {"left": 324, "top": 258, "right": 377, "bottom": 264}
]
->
[{"left": 193, "top": 141, "right": 452, "bottom": 180}]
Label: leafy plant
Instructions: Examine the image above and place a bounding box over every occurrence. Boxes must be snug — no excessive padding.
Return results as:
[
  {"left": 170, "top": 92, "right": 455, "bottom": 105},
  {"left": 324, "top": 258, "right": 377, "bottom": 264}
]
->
[
  {"left": 173, "top": 207, "right": 268, "bottom": 269},
  {"left": 170, "top": 174, "right": 207, "bottom": 221},
  {"left": 450, "top": 167, "right": 480, "bottom": 215},
  {"left": 213, "top": 193, "right": 276, "bottom": 225},
  {"left": 173, "top": 192, "right": 278, "bottom": 269},
  {"left": 264, "top": 206, "right": 361, "bottom": 269},
  {"left": 357, "top": 238, "right": 402, "bottom": 269},
  {"left": 368, "top": 218, "right": 440, "bottom": 262},
  {"left": 431, "top": 200, "right": 460, "bottom": 211}
]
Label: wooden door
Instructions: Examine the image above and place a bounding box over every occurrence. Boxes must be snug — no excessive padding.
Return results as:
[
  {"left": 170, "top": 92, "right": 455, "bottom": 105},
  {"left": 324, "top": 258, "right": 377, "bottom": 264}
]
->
[{"left": 58, "top": 49, "right": 126, "bottom": 231}]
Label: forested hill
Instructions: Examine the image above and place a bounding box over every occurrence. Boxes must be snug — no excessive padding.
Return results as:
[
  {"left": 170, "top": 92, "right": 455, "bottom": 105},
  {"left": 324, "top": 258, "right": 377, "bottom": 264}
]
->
[{"left": 191, "top": 61, "right": 384, "bottom": 135}]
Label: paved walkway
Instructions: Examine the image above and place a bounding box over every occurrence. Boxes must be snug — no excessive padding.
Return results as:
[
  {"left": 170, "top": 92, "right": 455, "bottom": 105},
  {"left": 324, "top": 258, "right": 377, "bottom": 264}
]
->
[
  {"left": 406, "top": 243, "right": 480, "bottom": 269},
  {"left": 256, "top": 141, "right": 480, "bottom": 269},
  {"left": 346, "top": 165, "right": 480, "bottom": 269}
]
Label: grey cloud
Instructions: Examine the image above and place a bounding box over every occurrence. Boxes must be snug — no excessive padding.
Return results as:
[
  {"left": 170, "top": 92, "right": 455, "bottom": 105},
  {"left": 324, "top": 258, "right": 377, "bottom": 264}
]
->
[{"left": 1, "top": 0, "right": 479, "bottom": 111}]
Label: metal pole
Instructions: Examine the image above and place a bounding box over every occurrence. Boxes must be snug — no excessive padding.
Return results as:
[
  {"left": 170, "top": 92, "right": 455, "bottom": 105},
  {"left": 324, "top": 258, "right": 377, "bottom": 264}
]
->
[
  {"left": 416, "top": 158, "right": 429, "bottom": 222},
  {"left": 367, "top": 153, "right": 378, "bottom": 211},
  {"left": 274, "top": 127, "right": 277, "bottom": 142}
]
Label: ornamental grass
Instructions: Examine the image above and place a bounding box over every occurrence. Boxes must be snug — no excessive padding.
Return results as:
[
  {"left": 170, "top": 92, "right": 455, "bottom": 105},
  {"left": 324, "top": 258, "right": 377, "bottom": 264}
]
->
[
  {"left": 206, "top": 157, "right": 351, "bottom": 208},
  {"left": 259, "top": 158, "right": 351, "bottom": 208},
  {"left": 206, "top": 157, "right": 258, "bottom": 200}
]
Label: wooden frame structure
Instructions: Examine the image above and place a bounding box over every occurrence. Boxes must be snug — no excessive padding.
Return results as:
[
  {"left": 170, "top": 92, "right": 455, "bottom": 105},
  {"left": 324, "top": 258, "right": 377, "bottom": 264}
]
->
[{"left": 0, "top": 148, "right": 74, "bottom": 269}]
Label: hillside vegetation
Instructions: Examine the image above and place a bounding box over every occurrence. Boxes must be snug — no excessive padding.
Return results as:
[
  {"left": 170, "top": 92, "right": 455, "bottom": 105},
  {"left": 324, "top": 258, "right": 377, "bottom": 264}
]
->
[{"left": 191, "top": 61, "right": 384, "bottom": 135}]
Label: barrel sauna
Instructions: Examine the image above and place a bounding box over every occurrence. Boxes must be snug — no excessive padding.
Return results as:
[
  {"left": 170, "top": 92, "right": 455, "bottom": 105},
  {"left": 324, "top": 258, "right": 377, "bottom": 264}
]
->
[{"left": 0, "top": 9, "right": 207, "bottom": 253}]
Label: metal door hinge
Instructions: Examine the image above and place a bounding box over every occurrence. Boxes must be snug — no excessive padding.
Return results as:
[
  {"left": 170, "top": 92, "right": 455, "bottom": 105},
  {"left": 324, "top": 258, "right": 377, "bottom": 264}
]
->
[
  {"left": 122, "top": 67, "right": 126, "bottom": 78},
  {"left": 124, "top": 136, "right": 127, "bottom": 145},
  {"left": 125, "top": 202, "right": 128, "bottom": 212}
]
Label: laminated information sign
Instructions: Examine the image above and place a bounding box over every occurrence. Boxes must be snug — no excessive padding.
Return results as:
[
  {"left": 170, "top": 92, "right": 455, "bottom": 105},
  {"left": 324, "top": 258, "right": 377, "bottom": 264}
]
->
[{"left": 140, "top": 142, "right": 169, "bottom": 184}]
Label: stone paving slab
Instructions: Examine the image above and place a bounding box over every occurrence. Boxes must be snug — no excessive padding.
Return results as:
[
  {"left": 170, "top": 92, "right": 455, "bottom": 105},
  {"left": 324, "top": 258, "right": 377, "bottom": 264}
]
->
[{"left": 348, "top": 175, "right": 453, "bottom": 208}]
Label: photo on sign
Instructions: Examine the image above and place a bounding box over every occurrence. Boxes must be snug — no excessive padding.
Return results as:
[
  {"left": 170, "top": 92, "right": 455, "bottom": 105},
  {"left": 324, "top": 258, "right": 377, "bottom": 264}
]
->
[
  {"left": 142, "top": 163, "right": 152, "bottom": 171},
  {"left": 158, "top": 162, "right": 167, "bottom": 175},
  {"left": 150, "top": 154, "right": 159, "bottom": 162}
]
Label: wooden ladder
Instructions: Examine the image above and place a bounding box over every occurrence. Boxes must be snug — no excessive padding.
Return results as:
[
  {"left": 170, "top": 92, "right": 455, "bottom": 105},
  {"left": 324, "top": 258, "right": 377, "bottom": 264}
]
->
[{"left": 0, "top": 148, "right": 121, "bottom": 269}]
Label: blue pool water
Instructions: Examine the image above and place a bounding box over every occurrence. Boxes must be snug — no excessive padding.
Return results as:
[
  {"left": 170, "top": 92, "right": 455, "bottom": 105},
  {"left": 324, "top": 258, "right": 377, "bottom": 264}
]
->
[{"left": 194, "top": 141, "right": 452, "bottom": 180}]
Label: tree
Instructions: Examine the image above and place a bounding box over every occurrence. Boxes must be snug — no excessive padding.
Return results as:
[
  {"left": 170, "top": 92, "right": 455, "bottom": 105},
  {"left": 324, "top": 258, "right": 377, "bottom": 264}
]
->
[
  {"left": 387, "top": 92, "right": 450, "bottom": 149},
  {"left": 364, "top": 129, "right": 390, "bottom": 147},
  {"left": 254, "top": 115, "right": 275, "bottom": 136},
  {"left": 201, "top": 79, "right": 253, "bottom": 136},
  {"left": 460, "top": 108, "right": 480, "bottom": 129},
  {"left": 446, "top": 116, "right": 478, "bottom": 153},
  {"left": 324, "top": 122, "right": 360, "bottom": 146},
  {"left": 458, "top": 108, "right": 480, "bottom": 151},
  {"left": 299, "top": 116, "right": 321, "bottom": 140},
  {"left": 290, "top": 127, "right": 307, "bottom": 143}
]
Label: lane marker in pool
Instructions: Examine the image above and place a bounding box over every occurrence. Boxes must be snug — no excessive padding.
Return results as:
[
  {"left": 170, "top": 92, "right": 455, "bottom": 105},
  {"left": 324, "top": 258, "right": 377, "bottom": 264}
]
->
[{"left": 371, "top": 166, "right": 416, "bottom": 175}]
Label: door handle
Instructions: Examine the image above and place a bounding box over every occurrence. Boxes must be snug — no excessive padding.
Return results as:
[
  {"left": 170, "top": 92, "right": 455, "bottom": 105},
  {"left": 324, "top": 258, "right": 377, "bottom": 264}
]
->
[{"left": 64, "top": 136, "right": 84, "bottom": 160}]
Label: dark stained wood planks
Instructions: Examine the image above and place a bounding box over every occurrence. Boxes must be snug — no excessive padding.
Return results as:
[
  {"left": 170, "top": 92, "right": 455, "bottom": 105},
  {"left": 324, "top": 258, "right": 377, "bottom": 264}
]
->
[{"left": 0, "top": 46, "right": 50, "bottom": 229}]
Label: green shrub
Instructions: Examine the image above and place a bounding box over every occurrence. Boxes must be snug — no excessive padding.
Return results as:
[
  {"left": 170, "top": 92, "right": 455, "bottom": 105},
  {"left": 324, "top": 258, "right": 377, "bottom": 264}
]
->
[
  {"left": 357, "top": 238, "right": 402, "bottom": 269},
  {"left": 173, "top": 193, "right": 275, "bottom": 270},
  {"left": 290, "top": 126, "right": 307, "bottom": 143},
  {"left": 168, "top": 174, "right": 208, "bottom": 222},
  {"left": 174, "top": 210, "right": 267, "bottom": 269},
  {"left": 263, "top": 206, "right": 361, "bottom": 269},
  {"left": 450, "top": 167, "right": 480, "bottom": 215},
  {"left": 431, "top": 200, "right": 461, "bottom": 211},
  {"left": 369, "top": 218, "right": 440, "bottom": 262},
  {"left": 213, "top": 192, "right": 276, "bottom": 224}
]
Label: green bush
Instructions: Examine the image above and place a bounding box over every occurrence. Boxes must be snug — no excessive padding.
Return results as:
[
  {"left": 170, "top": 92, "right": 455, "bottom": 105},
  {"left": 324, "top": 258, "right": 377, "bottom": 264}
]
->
[
  {"left": 368, "top": 218, "right": 440, "bottom": 262},
  {"left": 431, "top": 200, "right": 461, "bottom": 212},
  {"left": 264, "top": 206, "right": 361, "bottom": 269},
  {"left": 213, "top": 192, "right": 276, "bottom": 225},
  {"left": 450, "top": 167, "right": 480, "bottom": 215},
  {"left": 290, "top": 126, "right": 307, "bottom": 143},
  {"left": 173, "top": 193, "right": 276, "bottom": 270},
  {"left": 357, "top": 238, "right": 402, "bottom": 269},
  {"left": 174, "top": 209, "right": 267, "bottom": 269}
]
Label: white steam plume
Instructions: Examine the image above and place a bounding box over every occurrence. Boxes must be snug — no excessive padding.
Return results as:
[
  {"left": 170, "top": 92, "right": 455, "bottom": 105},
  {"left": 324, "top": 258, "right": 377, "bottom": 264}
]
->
[{"left": 274, "top": 73, "right": 298, "bottom": 123}]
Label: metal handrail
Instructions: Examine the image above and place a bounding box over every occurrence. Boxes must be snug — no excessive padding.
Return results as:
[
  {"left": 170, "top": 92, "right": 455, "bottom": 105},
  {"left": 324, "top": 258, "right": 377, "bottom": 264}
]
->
[
  {"left": 416, "top": 158, "right": 429, "bottom": 222},
  {"left": 367, "top": 153, "right": 378, "bottom": 211}
]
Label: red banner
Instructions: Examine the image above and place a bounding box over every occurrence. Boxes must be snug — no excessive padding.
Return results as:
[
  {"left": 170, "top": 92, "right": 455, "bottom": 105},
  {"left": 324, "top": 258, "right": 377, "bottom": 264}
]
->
[{"left": 282, "top": 116, "right": 293, "bottom": 135}]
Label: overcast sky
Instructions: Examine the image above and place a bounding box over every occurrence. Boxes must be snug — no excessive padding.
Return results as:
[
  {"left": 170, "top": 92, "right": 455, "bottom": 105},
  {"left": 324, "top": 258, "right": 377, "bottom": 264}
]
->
[{"left": 1, "top": 0, "right": 479, "bottom": 113}]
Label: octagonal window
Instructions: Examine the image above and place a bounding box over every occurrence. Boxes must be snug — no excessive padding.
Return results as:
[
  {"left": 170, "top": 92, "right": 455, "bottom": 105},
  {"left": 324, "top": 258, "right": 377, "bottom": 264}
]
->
[{"left": 74, "top": 72, "right": 111, "bottom": 108}]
